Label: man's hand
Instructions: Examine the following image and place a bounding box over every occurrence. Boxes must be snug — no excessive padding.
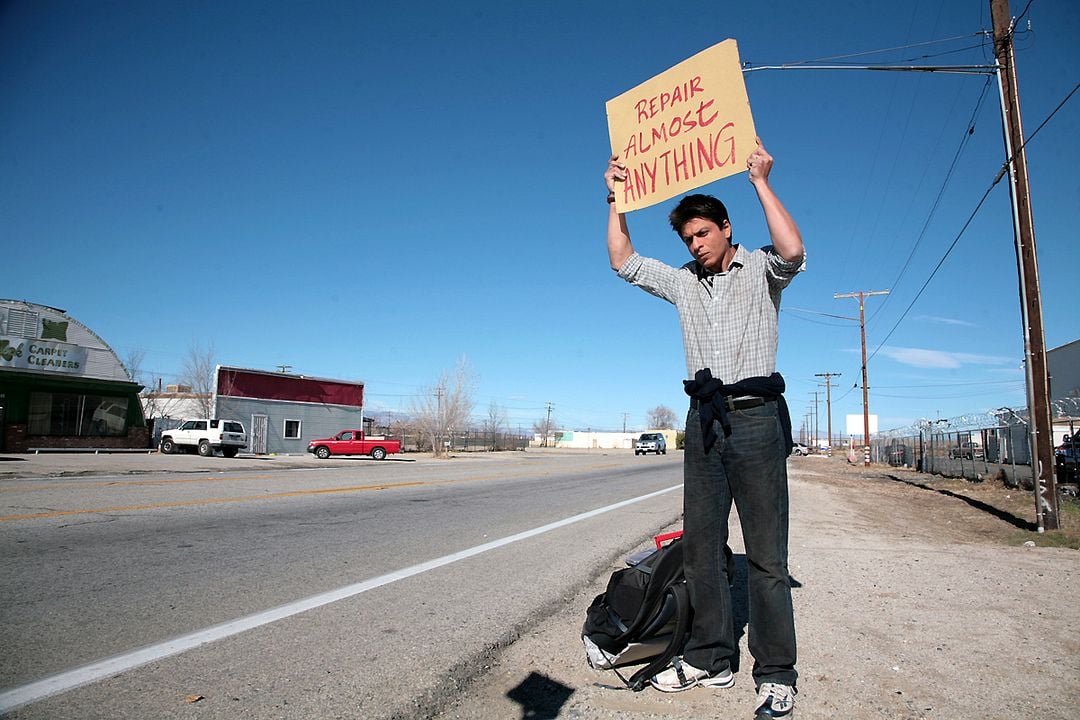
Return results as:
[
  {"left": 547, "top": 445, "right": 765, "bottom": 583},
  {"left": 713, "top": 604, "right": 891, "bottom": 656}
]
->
[
  {"left": 746, "top": 137, "right": 773, "bottom": 186},
  {"left": 745, "top": 137, "right": 803, "bottom": 261},
  {"left": 605, "top": 154, "right": 627, "bottom": 193}
]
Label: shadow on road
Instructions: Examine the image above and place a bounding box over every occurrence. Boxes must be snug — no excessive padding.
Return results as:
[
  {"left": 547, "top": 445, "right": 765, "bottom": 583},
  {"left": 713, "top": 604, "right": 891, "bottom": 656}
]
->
[{"left": 505, "top": 671, "right": 574, "bottom": 719}]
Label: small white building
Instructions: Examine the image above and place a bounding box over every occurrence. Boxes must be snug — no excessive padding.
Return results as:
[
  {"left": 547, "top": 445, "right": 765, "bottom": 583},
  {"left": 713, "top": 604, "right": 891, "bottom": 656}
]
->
[{"left": 537, "top": 429, "right": 678, "bottom": 450}]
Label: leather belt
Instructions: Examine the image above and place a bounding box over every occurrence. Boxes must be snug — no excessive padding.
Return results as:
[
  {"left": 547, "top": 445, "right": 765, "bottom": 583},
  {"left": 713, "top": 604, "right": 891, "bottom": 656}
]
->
[{"left": 690, "top": 396, "right": 768, "bottom": 411}]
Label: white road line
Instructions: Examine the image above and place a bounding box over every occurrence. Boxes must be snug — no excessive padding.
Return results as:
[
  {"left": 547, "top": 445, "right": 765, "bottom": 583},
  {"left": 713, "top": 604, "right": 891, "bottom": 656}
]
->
[{"left": 0, "top": 483, "right": 681, "bottom": 713}]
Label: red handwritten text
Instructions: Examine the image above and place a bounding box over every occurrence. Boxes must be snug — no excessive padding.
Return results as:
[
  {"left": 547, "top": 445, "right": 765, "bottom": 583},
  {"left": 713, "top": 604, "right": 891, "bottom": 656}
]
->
[
  {"left": 619, "top": 122, "right": 737, "bottom": 204},
  {"left": 635, "top": 76, "right": 705, "bottom": 123},
  {"left": 622, "top": 99, "right": 719, "bottom": 158}
]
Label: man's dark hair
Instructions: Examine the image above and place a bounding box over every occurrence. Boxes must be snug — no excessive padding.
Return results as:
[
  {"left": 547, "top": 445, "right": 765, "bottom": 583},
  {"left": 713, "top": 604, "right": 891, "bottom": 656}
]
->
[{"left": 668, "top": 194, "right": 729, "bottom": 235}]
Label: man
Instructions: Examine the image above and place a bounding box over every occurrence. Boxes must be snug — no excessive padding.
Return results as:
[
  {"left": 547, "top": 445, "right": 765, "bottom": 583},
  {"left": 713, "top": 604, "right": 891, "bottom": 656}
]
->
[{"left": 604, "top": 138, "right": 804, "bottom": 719}]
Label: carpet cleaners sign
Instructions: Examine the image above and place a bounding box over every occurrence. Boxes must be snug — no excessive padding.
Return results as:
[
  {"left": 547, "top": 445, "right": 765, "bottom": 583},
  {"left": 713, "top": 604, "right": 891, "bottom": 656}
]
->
[
  {"left": 0, "top": 337, "right": 87, "bottom": 374},
  {"left": 606, "top": 39, "right": 756, "bottom": 212}
]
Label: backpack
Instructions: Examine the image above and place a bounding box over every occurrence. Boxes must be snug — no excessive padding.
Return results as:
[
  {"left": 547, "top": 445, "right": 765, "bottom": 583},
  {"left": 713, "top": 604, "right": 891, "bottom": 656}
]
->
[{"left": 580, "top": 536, "right": 691, "bottom": 691}]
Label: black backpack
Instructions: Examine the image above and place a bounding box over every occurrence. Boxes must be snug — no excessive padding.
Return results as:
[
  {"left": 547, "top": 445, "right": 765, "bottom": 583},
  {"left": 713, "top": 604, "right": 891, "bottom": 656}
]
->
[{"left": 580, "top": 538, "right": 691, "bottom": 691}]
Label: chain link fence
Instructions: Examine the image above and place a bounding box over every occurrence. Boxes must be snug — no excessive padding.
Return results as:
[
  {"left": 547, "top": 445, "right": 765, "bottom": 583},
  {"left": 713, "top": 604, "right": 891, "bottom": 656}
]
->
[
  {"left": 872, "top": 398, "right": 1080, "bottom": 489},
  {"left": 381, "top": 429, "right": 531, "bottom": 453}
]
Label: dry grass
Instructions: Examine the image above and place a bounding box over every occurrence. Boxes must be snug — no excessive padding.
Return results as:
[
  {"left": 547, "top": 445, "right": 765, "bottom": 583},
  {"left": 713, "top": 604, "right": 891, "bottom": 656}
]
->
[{"left": 791, "top": 455, "right": 1080, "bottom": 550}]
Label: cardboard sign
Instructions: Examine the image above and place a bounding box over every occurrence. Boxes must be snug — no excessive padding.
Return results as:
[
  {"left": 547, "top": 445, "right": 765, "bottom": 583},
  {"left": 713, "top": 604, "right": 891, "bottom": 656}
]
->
[{"left": 606, "top": 39, "right": 756, "bottom": 212}]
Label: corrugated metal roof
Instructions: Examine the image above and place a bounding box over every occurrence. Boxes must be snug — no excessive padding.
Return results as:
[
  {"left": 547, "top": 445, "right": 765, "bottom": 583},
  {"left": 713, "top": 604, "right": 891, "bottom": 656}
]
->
[{"left": 0, "top": 299, "right": 133, "bottom": 384}]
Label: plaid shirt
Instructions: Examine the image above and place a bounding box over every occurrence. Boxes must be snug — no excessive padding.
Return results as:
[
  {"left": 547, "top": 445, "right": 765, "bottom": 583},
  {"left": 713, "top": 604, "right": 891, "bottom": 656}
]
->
[{"left": 617, "top": 244, "right": 805, "bottom": 382}]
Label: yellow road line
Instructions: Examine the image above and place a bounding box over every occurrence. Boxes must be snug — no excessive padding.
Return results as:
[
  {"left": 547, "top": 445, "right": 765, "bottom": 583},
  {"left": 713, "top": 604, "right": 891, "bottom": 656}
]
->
[
  {"left": 2, "top": 457, "right": 644, "bottom": 494},
  {"left": 0, "top": 480, "right": 432, "bottom": 522},
  {"left": 0, "top": 460, "right": 644, "bottom": 522},
  {"left": 0, "top": 474, "right": 282, "bottom": 493}
]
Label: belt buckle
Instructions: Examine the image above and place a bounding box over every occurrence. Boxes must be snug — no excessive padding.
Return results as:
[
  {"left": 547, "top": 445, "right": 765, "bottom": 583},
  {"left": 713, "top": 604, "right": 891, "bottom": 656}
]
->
[{"left": 724, "top": 396, "right": 736, "bottom": 411}]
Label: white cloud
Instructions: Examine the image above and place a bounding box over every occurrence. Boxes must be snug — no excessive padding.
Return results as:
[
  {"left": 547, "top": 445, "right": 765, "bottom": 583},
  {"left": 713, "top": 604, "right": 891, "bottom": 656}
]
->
[
  {"left": 877, "top": 346, "right": 1014, "bottom": 369},
  {"left": 912, "top": 314, "right": 978, "bottom": 328}
]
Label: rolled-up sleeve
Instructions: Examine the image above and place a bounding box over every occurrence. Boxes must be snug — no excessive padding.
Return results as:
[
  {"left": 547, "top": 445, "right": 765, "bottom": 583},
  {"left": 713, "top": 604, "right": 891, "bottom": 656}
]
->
[
  {"left": 765, "top": 247, "right": 806, "bottom": 291},
  {"left": 616, "top": 252, "right": 682, "bottom": 304}
]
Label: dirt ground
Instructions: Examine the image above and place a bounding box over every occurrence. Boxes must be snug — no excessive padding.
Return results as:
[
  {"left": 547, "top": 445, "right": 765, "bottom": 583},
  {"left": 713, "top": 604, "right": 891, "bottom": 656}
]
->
[
  {"left": 432, "top": 456, "right": 1080, "bottom": 720},
  {"left": 796, "top": 458, "right": 1080, "bottom": 549}
]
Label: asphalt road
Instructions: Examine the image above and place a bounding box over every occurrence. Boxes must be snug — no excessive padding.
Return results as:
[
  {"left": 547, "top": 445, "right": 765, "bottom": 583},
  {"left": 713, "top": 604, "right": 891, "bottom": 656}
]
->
[{"left": 0, "top": 452, "right": 685, "bottom": 719}]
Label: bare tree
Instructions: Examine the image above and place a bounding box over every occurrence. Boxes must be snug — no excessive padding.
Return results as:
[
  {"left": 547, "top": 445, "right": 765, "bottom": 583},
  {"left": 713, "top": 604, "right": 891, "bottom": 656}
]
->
[
  {"left": 484, "top": 399, "right": 507, "bottom": 451},
  {"left": 390, "top": 414, "right": 420, "bottom": 451},
  {"left": 648, "top": 405, "right": 678, "bottom": 430},
  {"left": 532, "top": 414, "right": 556, "bottom": 448},
  {"left": 123, "top": 348, "right": 148, "bottom": 388},
  {"left": 179, "top": 340, "right": 216, "bottom": 417},
  {"left": 142, "top": 391, "right": 200, "bottom": 421},
  {"left": 410, "top": 357, "right": 476, "bottom": 458}
]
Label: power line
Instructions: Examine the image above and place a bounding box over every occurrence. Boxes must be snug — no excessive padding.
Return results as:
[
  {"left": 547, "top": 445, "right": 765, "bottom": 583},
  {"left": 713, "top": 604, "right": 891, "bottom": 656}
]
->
[
  {"left": 743, "top": 32, "right": 1002, "bottom": 74},
  {"left": 743, "top": 62, "right": 995, "bottom": 75},
  {"left": 865, "top": 66, "right": 975, "bottom": 304},
  {"left": 1001, "top": 80, "right": 1080, "bottom": 166},
  {"left": 870, "top": 74, "right": 996, "bottom": 324},
  {"left": 873, "top": 389, "right": 1025, "bottom": 400},
  {"left": 865, "top": 78, "right": 1077, "bottom": 365},
  {"left": 782, "top": 33, "right": 987, "bottom": 65},
  {"left": 783, "top": 306, "right": 857, "bottom": 321},
  {"left": 1013, "top": 0, "right": 1037, "bottom": 27},
  {"left": 875, "top": 379, "right": 1024, "bottom": 389}
]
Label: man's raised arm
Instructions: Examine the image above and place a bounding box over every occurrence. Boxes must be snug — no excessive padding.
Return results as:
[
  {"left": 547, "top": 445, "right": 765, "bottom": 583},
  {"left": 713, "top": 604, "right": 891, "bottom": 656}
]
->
[
  {"left": 605, "top": 154, "right": 635, "bottom": 271},
  {"left": 746, "top": 138, "right": 803, "bottom": 262}
]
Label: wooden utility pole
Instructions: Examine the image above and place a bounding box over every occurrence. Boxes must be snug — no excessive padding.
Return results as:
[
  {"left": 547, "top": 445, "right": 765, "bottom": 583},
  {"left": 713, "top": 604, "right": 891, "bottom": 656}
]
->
[
  {"left": 991, "top": 0, "right": 1058, "bottom": 530},
  {"left": 815, "top": 372, "right": 841, "bottom": 455},
  {"left": 810, "top": 391, "right": 821, "bottom": 452},
  {"left": 436, "top": 385, "right": 445, "bottom": 456},
  {"left": 835, "top": 290, "right": 889, "bottom": 466}
]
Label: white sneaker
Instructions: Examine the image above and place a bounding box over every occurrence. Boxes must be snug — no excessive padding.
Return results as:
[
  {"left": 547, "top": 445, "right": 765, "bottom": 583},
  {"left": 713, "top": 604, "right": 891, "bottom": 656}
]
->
[
  {"left": 754, "top": 682, "right": 796, "bottom": 718},
  {"left": 582, "top": 635, "right": 615, "bottom": 669},
  {"left": 649, "top": 657, "right": 735, "bottom": 692}
]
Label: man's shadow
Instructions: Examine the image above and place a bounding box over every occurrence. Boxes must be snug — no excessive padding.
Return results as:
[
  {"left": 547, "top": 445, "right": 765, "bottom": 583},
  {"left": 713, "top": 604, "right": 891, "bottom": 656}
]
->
[{"left": 727, "top": 553, "right": 802, "bottom": 674}]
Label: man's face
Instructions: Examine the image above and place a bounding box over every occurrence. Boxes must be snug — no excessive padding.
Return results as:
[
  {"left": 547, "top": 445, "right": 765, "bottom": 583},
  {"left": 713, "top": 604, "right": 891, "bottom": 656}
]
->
[{"left": 680, "top": 217, "right": 732, "bottom": 272}]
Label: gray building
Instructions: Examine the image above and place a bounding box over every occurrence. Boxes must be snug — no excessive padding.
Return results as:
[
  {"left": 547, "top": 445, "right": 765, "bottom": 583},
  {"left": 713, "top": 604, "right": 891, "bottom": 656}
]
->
[
  {"left": 1048, "top": 339, "right": 1080, "bottom": 403},
  {"left": 213, "top": 366, "right": 364, "bottom": 455}
]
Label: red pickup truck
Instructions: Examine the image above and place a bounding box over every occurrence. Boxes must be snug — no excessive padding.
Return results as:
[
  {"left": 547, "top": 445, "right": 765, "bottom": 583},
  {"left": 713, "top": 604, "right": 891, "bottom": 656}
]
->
[{"left": 307, "top": 430, "right": 401, "bottom": 460}]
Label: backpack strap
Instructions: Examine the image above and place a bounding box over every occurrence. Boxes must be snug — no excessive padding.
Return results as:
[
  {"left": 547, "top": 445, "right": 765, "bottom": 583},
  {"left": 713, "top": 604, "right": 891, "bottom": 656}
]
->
[{"left": 625, "top": 582, "right": 691, "bottom": 692}]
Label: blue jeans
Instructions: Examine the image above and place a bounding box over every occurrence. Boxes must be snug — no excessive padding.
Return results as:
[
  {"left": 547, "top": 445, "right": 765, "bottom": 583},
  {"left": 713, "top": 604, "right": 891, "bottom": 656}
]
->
[{"left": 681, "top": 402, "right": 797, "bottom": 688}]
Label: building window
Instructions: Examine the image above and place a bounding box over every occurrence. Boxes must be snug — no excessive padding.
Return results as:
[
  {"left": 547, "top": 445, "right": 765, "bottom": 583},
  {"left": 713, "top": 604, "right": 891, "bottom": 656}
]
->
[
  {"left": 27, "top": 392, "right": 129, "bottom": 436},
  {"left": 284, "top": 419, "right": 301, "bottom": 439}
]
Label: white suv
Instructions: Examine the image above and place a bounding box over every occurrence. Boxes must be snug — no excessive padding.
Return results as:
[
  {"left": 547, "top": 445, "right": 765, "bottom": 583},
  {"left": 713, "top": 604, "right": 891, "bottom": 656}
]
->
[
  {"left": 160, "top": 419, "right": 247, "bottom": 458},
  {"left": 634, "top": 433, "right": 667, "bottom": 455}
]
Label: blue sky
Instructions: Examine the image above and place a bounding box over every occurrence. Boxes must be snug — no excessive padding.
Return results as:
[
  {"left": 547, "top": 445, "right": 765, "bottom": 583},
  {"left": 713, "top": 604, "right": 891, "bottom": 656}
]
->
[{"left": 2, "top": 0, "right": 1078, "bottom": 437}]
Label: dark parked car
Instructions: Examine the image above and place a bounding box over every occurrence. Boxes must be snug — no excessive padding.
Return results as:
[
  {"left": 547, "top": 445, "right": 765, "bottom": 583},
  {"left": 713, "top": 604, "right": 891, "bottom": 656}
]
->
[
  {"left": 1056, "top": 432, "right": 1079, "bottom": 482},
  {"left": 949, "top": 440, "right": 984, "bottom": 460}
]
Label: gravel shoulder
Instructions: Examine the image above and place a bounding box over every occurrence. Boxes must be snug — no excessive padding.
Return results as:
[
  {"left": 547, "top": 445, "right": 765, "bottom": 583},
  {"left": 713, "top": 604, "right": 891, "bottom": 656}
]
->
[{"left": 433, "top": 456, "right": 1080, "bottom": 720}]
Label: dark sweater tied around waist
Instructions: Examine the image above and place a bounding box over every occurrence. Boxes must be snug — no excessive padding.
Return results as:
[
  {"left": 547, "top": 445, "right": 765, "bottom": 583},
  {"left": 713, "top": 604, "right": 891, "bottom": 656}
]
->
[{"left": 683, "top": 369, "right": 794, "bottom": 454}]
